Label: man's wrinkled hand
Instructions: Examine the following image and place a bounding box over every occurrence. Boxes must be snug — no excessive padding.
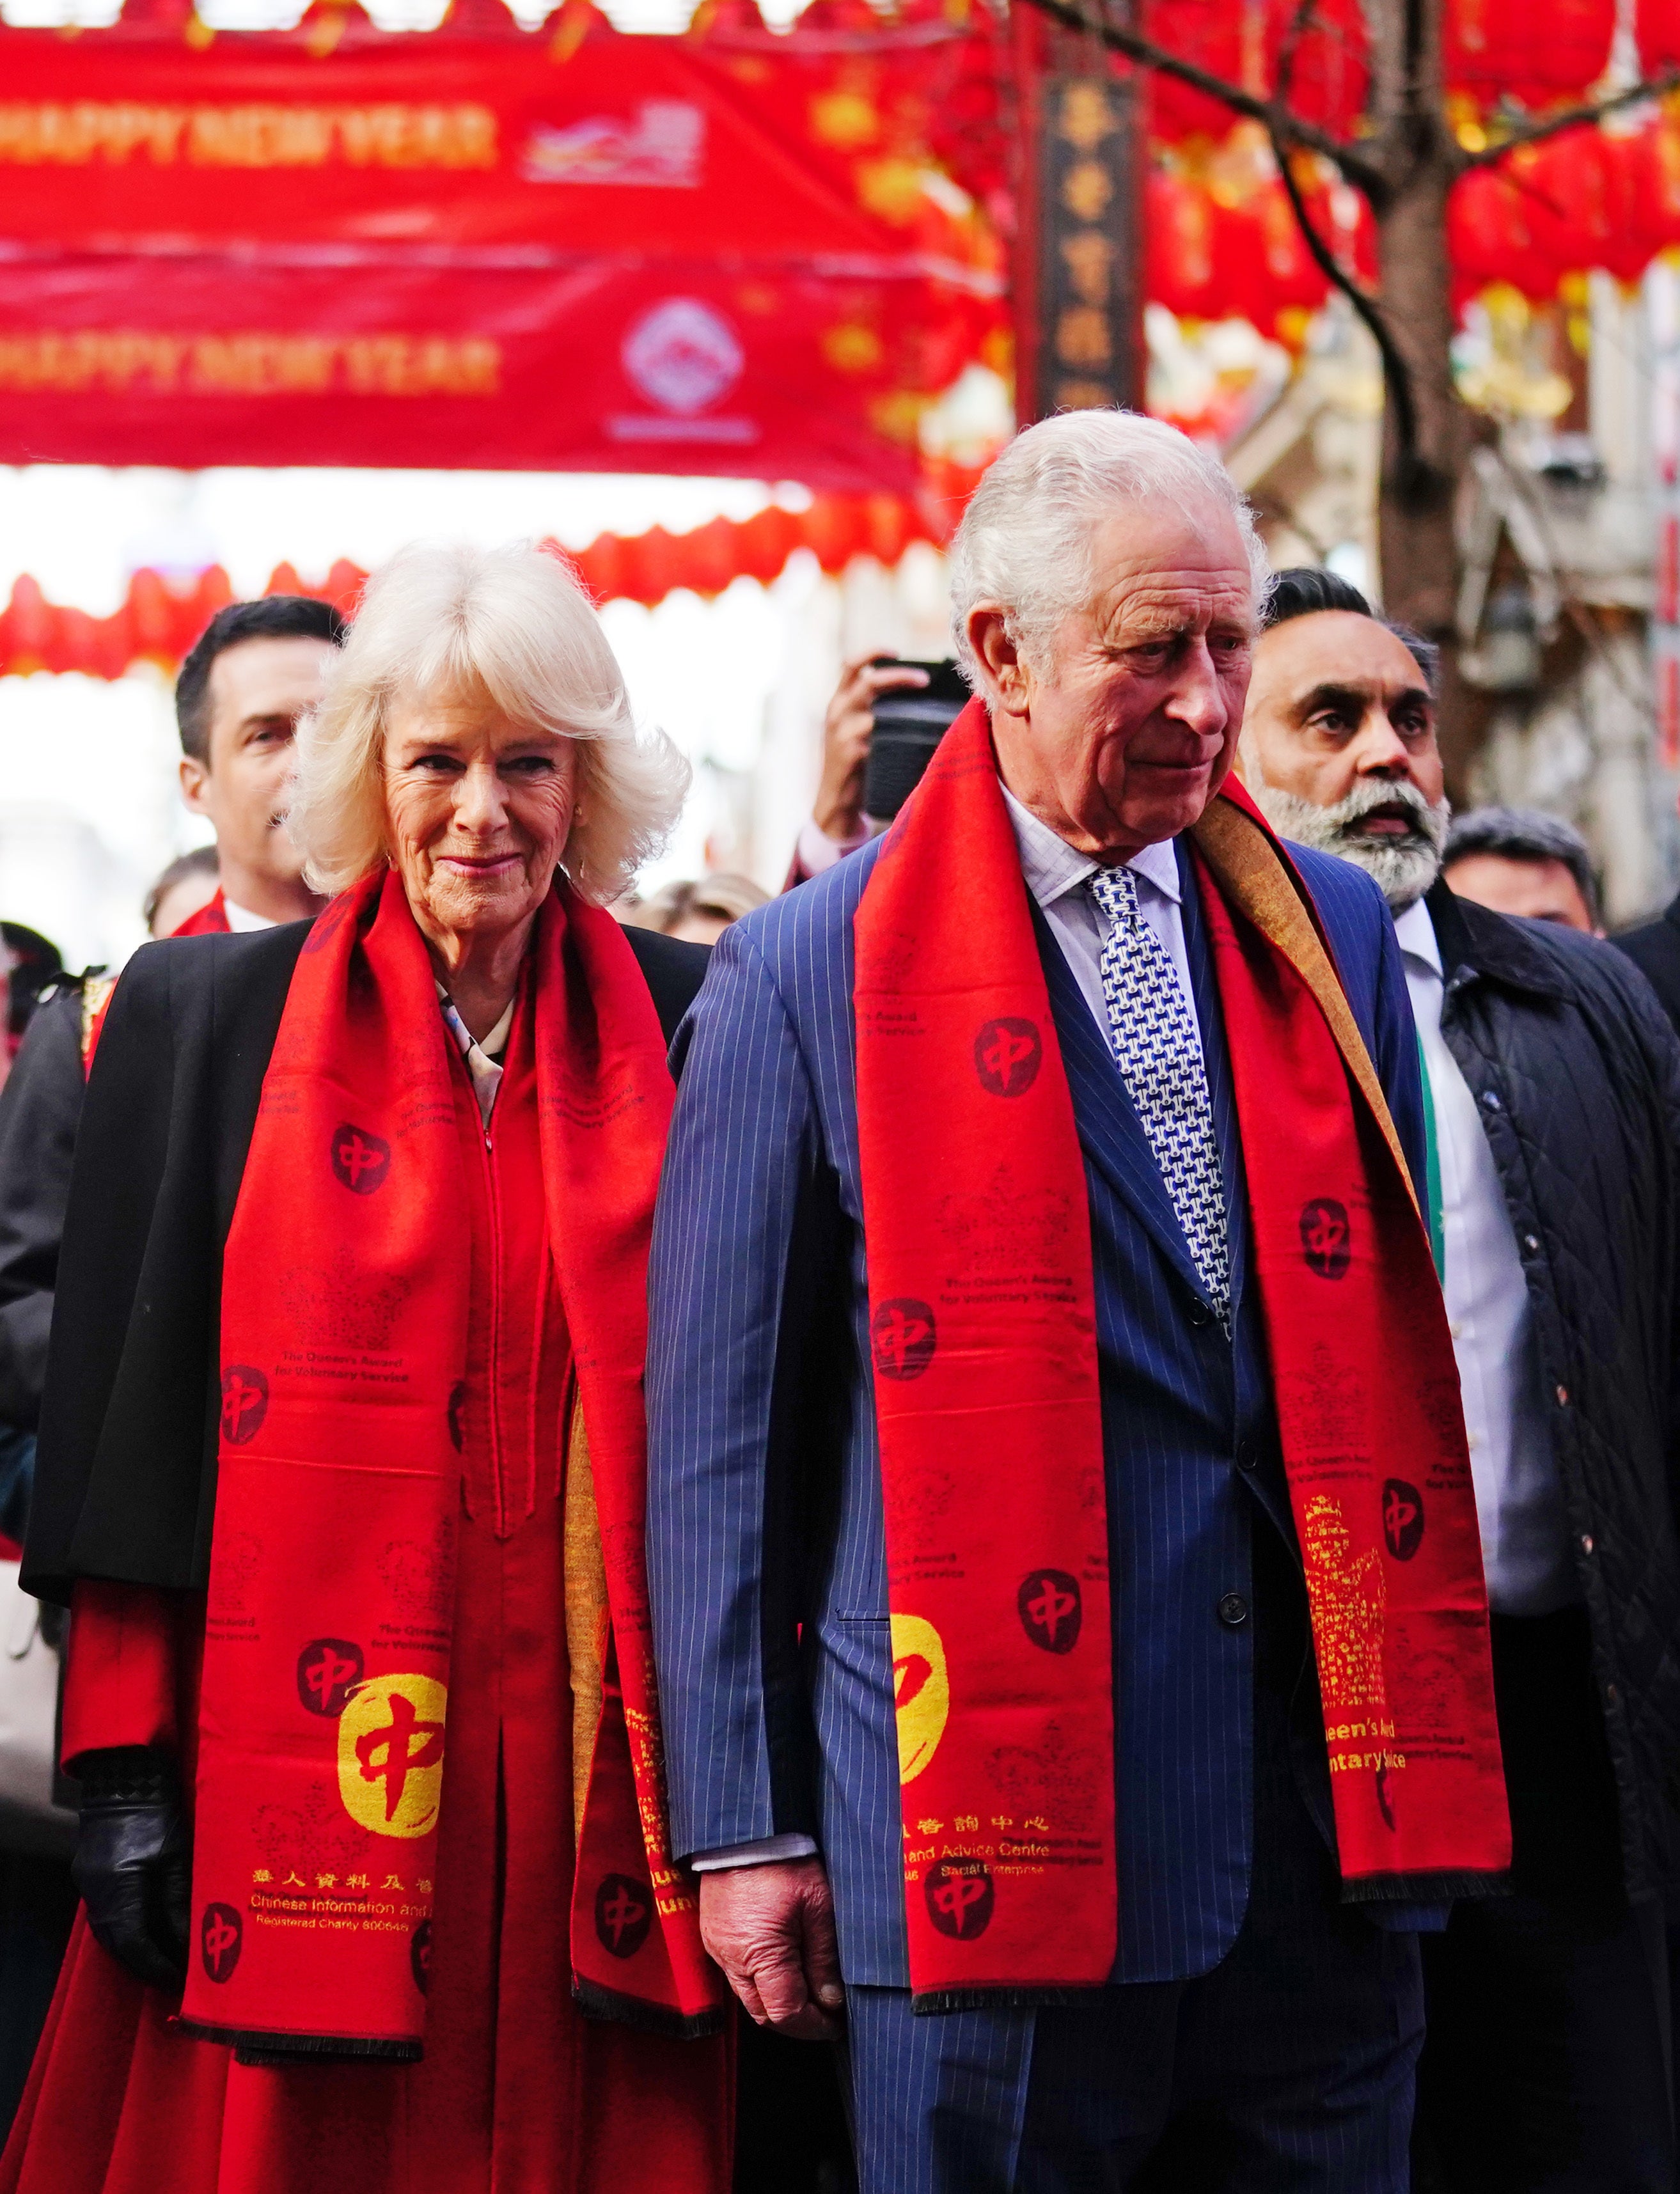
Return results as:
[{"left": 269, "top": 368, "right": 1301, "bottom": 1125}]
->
[
  {"left": 72, "top": 1746, "right": 191, "bottom": 1992},
  {"left": 699, "top": 1856, "right": 844, "bottom": 2040}
]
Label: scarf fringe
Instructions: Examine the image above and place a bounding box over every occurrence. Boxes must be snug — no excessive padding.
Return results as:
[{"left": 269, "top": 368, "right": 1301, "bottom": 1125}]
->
[
  {"left": 911, "top": 1986, "right": 1102, "bottom": 2016},
  {"left": 177, "top": 2019, "right": 423, "bottom": 2064},
  {"left": 572, "top": 1977, "right": 728, "bottom": 2039},
  {"left": 1339, "top": 1869, "right": 1511, "bottom": 1906}
]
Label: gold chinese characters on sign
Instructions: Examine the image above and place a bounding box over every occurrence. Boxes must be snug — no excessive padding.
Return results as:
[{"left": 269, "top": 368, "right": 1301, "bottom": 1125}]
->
[{"left": 1036, "top": 76, "right": 1140, "bottom": 416}]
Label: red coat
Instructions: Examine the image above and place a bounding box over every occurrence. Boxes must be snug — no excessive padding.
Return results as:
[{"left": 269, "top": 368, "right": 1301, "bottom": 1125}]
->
[{"left": 1, "top": 986, "right": 730, "bottom": 2194}]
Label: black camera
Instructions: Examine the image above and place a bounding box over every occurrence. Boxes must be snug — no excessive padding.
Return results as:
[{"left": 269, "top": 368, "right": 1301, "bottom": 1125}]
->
[{"left": 860, "top": 659, "right": 970, "bottom": 823}]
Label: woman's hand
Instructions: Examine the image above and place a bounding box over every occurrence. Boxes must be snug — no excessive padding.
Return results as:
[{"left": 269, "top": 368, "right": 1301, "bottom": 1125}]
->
[{"left": 72, "top": 1746, "right": 191, "bottom": 1990}]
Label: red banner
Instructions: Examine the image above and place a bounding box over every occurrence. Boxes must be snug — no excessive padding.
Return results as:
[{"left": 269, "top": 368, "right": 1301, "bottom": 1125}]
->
[{"left": 0, "top": 9, "right": 1005, "bottom": 485}]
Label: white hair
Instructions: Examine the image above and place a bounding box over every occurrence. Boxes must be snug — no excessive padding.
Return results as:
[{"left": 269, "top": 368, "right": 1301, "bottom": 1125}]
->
[
  {"left": 948, "top": 409, "right": 1269, "bottom": 684},
  {"left": 288, "top": 541, "right": 689, "bottom": 902}
]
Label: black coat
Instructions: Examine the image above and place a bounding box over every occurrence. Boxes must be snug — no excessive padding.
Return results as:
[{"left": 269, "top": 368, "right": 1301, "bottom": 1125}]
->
[
  {"left": 23, "top": 916, "right": 709, "bottom": 1609},
  {"left": 1428, "top": 880, "right": 1680, "bottom": 1902},
  {"left": 1614, "top": 890, "right": 1680, "bottom": 1040},
  {"left": 0, "top": 983, "right": 94, "bottom": 1429}
]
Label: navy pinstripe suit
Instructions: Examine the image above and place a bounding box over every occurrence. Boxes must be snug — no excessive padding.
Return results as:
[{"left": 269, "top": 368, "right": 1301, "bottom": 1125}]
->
[{"left": 647, "top": 826, "right": 1434, "bottom": 2190}]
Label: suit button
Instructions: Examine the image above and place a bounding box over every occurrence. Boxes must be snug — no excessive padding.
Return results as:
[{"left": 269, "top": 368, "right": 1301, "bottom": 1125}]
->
[
  {"left": 1235, "top": 1441, "right": 1258, "bottom": 1471},
  {"left": 1188, "top": 1299, "right": 1213, "bottom": 1329},
  {"left": 1217, "top": 1593, "right": 1250, "bottom": 1628}
]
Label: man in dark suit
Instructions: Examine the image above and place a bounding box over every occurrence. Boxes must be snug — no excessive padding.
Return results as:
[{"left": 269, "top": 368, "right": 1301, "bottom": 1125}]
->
[
  {"left": 645, "top": 416, "right": 1511, "bottom": 2191},
  {"left": 1241, "top": 568, "right": 1680, "bottom": 2194}
]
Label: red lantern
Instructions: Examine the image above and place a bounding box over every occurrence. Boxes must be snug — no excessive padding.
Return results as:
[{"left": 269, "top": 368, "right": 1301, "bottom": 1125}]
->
[
  {"left": 1445, "top": 0, "right": 1613, "bottom": 104},
  {"left": 1448, "top": 162, "right": 1556, "bottom": 304},
  {"left": 1146, "top": 169, "right": 1218, "bottom": 318}
]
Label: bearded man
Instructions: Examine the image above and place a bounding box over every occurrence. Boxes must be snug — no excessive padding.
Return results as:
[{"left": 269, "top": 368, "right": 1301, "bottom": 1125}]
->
[
  {"left": 646, "top": 416, "right": 1513, "bottom": 2192},
  {"left": 1242, "top": 567, "right": 1680, "bottom": 2194}
]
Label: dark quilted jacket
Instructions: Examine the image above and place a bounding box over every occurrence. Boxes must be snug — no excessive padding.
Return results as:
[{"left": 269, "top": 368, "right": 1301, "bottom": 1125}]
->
[{"left": 1428, "top": 880, "right": 1680, "bottom": 1901}]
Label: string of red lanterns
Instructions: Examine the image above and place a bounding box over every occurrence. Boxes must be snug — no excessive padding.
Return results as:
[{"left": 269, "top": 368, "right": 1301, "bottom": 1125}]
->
[{"left": 0, "top": 492, "right": 951, "bottom": 682}]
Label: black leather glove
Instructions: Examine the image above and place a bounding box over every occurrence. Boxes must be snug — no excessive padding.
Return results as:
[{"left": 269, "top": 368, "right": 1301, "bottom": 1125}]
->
[{"left": 71, "top": 1746, "right": 191, "bottom": 1991}]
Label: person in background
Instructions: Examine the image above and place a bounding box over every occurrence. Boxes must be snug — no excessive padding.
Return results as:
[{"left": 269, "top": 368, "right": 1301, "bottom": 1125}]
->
[
  {"left": 0, "top": 597, "right": 343, "bottom": 1480},
  {"left": 141, "top": 847, "right": 219, "bottom": 943},
  {"left": 0, "top": 932, "right": 62, "bottom": 1098},
  {"left": 1441, "top": 808, "right": 1603, "bottom": 935},
  {"left": 1240, "top": 567, "right": 1680, "bottom": 2194},
  {"left": 649, "top": 416, "right": 1510, "bottom": 2191},
  {"left": 784, "top": 656, "right": 929, "bottom": 885},
  {"left": 171, "top": 595, "right": 340, "bottom": 936},
  {"left": 632, "top": 873, "right": 769, "bottom": 945},
  {"left": 1613, "top": 849, "right": 1680, "bottom": 1031}
]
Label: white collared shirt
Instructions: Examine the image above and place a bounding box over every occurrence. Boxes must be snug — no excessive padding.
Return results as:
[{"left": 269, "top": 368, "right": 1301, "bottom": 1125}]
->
[
  {"left": 1393, "top": 898, "right": 1576, "bottom": 1615},
  {"left": 222, "top": 898, "right": 274, "bottom": 934},
  {"left": 1000, "top": 784, "right": 1202, "bottom": 1053}
]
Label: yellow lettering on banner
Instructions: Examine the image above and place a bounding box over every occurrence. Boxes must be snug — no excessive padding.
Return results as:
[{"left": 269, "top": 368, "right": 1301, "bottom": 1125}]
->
[
  {"left": 344, "top": 335, "right": 500, "bottom": 396},
  {"left": 0, "top": 102, "right": 496, "bottom": 169},
  {"left": 0, "top": 331, "right": 499, "bottom": 398}
]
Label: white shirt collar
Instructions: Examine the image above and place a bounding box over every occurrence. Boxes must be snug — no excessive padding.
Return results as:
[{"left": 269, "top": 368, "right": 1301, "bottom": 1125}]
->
[
  {"left": 1392, "top": 895, "right": 1442, "bottom": 977},
  {"left": 1000, "top": 782, "right": 1182, "bottom": 913},
  {"left": 221, "top": 897, "right": 274, "bottom": 934}
]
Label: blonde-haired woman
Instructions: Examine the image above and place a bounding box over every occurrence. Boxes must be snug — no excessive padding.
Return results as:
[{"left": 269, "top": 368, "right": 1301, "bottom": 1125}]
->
[{"left": 4, "top": 544, "right": 730, "bottom": 2194}]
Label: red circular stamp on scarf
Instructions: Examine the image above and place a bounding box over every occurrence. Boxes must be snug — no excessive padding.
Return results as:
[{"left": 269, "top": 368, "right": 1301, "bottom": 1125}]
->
[
  {"left": 1381, "top": 1479, "right": 1425, "bottom": 1562},
  {"left": 1298, "top": 1198, "right": 1351, "bottom": 1280},
  {"left": 219, "top": 1365, "right": 269, "bottom": 1446},
  {"left": 973, "top": 1017, "right": 1042, "bottom": 1098},
  {"left": 200, "top": 1904, "right": 242, "bottom": 1983},
  {"left": 871, "top": 1299, "right": 937, "bottom": 1383},
  {"left": 594, "top": 1874, "right": 652, "bottom": 1961},
  {"left": 1016, "top": 1569, "right": 1083, "bottom": 1654},
  {"left": 329, "top": 1122, "right": 391, "bottom": 1196},
  {"left": 295, "top": 1637, "right": 365, "bottom": 1718},
  {"left": 924, "top": 1859, "right": 994, "bottom": 1941}
]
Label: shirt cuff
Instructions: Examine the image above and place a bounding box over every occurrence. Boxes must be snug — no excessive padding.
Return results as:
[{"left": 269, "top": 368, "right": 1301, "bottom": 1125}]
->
[
  {"left": 688, "top": 1832, "right": 820, "bottom": 1872},
  {"left": 795, "top": 817, "right": 868, "bottom": 879}
]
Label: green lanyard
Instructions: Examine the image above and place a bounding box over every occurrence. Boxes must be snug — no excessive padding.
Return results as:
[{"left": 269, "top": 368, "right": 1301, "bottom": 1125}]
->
[{"left": 1415, "top": 1031, "right": 1447, "bottom": 1281}]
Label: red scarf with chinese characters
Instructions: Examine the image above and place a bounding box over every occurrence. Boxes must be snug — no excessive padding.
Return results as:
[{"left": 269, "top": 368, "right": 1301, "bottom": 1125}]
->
[
  {"left": 852, "top": 701, "right": 1509, "bottom": 2009},
  {"left": 178, "top": 868, "right": 724, "bottom": 2056}
]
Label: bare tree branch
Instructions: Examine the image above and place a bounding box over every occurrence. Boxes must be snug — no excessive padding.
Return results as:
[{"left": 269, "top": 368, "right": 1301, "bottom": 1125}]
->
[
  {"left": 1459, "top": 68, "right": 1680, "bottom": 169},
  {"left": 1266, "top": 6, "right": 1423, "bottom": 483},
  {"left": 1272, "top": 138, "right": 1430, "bottom": 476},
  {"left": 1016, "top": 0, "right": 1390, "bottom": 200},
  {"left": 1275, "top": 0, "right": 1320, "bottom": 99}
]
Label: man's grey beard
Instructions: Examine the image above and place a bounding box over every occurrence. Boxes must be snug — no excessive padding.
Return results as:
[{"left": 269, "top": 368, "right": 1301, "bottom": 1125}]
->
[{"left": 1246, "top": 771, "right": 1451, "bottom": 912}]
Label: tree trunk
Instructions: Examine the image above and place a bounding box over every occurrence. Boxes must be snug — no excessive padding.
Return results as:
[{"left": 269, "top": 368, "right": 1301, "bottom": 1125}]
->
[
  {"left": 1373, "top": 149, "right": 1466, "bottom": 642},
  {"left": 1372, "top": 126, "right": 1488, "bottom": 788}
]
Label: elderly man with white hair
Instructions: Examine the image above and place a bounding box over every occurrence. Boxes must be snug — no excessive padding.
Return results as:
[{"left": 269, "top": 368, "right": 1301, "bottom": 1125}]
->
[{"left": 647, "top": 411, "right": 1512, "bottom": 2191}]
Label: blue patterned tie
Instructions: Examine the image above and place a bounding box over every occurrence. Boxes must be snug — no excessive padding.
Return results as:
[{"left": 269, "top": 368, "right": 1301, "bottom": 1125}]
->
[{"left": 1088, "top": 865, "right": 1231, "bottom": 1326}]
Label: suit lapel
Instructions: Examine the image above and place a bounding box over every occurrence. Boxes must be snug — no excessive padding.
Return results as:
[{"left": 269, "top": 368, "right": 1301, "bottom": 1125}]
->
[{"left": 1031, "top": 897, "right": 1213, "bottom": 1307}]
